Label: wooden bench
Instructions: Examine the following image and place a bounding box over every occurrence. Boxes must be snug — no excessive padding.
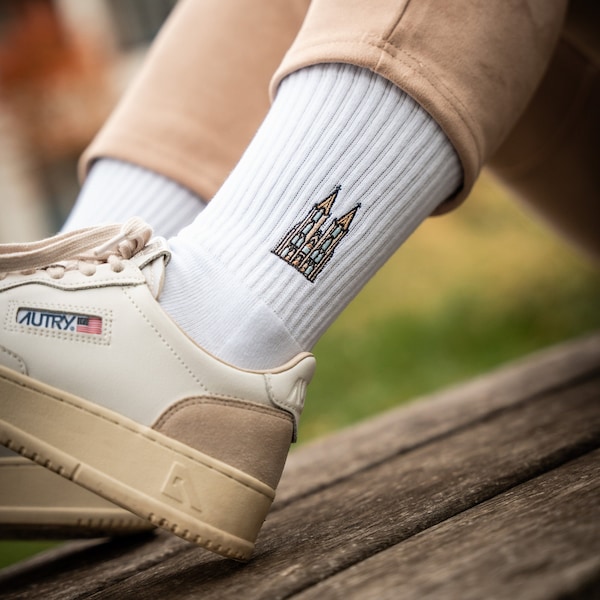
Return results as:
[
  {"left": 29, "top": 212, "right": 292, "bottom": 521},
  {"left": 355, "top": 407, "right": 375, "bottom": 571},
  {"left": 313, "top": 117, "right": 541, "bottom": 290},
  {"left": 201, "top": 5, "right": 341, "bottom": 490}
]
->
[{"left": 1, "top": 333, "right": 599, "bottom": 599}]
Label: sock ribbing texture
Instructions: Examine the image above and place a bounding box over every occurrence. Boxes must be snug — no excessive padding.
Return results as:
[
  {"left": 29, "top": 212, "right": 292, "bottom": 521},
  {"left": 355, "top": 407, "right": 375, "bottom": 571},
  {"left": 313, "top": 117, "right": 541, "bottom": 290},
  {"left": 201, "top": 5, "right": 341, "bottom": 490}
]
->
[
  {"left": 161, "top": 63, "right": 463, "bottom": 369},
  {"left": 62, "top": 159, "right": 205, "bottom": 238}
]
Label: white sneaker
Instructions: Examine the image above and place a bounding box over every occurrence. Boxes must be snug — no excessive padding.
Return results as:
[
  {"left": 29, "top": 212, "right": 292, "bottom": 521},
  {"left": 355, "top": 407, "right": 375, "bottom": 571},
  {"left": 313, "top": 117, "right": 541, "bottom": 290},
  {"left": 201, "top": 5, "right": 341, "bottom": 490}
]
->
[
  {"left": 0, "top": 219, "right": 315, "bottom": 560},
  {"left": 0, "top": 447, "right": 153, "bottom": 538}
]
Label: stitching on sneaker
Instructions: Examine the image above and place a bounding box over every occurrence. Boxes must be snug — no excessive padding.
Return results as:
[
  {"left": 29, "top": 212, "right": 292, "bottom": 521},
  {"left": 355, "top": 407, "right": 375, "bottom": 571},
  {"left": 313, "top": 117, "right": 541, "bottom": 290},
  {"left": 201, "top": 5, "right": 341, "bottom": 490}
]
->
[
  {"left": 0, "top": 346, "right": 26, "bottom": 375},
  {"left": 121, "top": 287, "right": 208, "bottom": 391}
]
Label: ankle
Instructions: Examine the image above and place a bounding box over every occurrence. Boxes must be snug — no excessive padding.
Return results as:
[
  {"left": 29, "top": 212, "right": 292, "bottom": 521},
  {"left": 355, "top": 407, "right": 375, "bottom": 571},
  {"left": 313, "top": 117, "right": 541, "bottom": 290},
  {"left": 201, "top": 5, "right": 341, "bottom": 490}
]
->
[
  {"left": 160, "top": 236, "right": 303, "bottom": 369},
  {"left": 63, "top": 159, "right": 205, "bottom": 237}
]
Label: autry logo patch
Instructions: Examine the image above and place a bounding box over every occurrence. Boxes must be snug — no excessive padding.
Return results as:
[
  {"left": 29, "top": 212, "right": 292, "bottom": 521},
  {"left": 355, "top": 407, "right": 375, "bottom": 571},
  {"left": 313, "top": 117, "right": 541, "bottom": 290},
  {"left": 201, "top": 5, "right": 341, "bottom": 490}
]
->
[{"left": 16, "top": 307, "right": 105, "bottom": 337}]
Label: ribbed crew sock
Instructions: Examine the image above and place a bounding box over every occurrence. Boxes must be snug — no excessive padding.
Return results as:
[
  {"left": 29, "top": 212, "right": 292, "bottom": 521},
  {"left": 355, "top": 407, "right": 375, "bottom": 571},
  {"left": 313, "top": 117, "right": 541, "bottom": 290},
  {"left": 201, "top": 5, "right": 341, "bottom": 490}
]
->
[
  {"left": 160, "top": 63, "right": 463, "bottom": 369},
  {"left": 63, "top": 159, "right": 205, "bottom": 238}
]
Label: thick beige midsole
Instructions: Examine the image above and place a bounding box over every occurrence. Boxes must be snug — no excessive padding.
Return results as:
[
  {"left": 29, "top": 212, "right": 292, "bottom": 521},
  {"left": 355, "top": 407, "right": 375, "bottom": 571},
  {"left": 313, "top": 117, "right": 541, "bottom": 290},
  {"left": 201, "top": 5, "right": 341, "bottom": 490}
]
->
[
  {"left": 0, "top": 457, "right": 153, "bottom": 531},
  {"left": 0, "top": 366, "right": 274, "bottom": 559},
  {"left": 0, "top": 506, "right": 148, "bottom": 527}
]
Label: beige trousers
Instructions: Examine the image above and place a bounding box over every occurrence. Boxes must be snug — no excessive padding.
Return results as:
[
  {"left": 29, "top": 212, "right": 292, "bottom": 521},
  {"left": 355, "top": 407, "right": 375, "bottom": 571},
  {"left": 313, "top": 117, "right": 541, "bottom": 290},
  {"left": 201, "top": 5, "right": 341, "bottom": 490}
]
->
[{"left": 81, "top": 0, "right": 599, "bottom": 258}]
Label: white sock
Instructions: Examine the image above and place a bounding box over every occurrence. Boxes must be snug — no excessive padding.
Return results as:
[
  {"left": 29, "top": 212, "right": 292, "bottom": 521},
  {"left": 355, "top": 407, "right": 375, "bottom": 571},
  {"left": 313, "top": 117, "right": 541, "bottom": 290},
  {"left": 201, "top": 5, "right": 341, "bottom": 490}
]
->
[
  {"left": 160, "top": 63, "right": 462, "bottom": 369},
  {"left": 63, "top": 159, "right": 205, "bottom": 238}
]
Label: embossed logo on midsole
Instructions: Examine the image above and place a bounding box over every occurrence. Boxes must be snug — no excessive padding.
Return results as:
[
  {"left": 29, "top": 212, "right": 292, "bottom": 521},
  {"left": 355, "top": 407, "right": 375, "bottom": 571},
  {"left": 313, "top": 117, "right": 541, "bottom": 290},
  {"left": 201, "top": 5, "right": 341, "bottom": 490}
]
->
[
  {"left": 161, "top": 462, "right": 203, "bottom": 513},
  {"left": 17, "top": 308, "right": 103, "bottom": 335}
]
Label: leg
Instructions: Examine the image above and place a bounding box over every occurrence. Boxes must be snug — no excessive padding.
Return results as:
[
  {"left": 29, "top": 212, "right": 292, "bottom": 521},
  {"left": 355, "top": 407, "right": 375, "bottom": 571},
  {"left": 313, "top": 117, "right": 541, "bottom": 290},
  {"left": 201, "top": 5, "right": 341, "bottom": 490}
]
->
[
  {"left": 158, "top": 0, "right": 567, "bottom": 368},
  {"left": 0, "top": 0, "right": 567, "bottom": 558},
  {"left": 272, "top": 0, "right": 568, "bottom": 211}
]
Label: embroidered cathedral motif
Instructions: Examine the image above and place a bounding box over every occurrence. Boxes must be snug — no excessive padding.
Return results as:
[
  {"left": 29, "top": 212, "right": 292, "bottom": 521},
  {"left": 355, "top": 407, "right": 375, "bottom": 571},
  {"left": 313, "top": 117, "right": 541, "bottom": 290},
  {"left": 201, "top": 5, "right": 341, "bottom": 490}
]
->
[{"left": 272, "top": 186, "right": 360, "bottom": 282}]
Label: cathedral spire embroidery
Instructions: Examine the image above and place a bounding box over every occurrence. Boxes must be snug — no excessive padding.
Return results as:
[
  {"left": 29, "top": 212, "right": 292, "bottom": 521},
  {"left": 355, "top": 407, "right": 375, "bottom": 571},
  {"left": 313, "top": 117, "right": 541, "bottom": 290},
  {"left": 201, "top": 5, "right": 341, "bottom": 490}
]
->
[{"left": 272, "top": 186, "right": 360, "bottom": 282}]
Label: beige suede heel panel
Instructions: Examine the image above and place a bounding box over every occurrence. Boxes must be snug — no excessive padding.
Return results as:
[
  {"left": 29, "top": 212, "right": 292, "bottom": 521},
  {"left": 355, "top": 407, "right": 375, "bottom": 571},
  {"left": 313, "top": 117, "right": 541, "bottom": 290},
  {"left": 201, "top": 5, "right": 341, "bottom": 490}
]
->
[{"left": 153, "top": 399, "right": 293, "bottom": 489}]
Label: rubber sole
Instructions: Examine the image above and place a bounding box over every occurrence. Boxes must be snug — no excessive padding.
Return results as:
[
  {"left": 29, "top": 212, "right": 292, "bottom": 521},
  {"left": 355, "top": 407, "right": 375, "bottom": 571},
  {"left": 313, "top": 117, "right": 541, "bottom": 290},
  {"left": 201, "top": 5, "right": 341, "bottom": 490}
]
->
[
  {"left": 0, "top": 365, "right": 275, "bottom": 560},
  {"left": 0, "top": 456, "right": 154, "bottom": 539}
]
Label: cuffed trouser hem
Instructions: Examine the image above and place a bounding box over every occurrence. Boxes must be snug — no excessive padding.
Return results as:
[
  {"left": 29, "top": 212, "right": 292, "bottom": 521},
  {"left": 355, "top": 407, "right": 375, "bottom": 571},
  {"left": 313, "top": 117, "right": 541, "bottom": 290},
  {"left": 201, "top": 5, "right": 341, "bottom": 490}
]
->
[
  {"left": 270, "top": 0, "right": 568, "bottom": 213},
  {"left": 82, "top": 0, "right": 591, "bottom": 227},
  {"left": 80, "top": 0, "right": 310, "bottom": 201}
]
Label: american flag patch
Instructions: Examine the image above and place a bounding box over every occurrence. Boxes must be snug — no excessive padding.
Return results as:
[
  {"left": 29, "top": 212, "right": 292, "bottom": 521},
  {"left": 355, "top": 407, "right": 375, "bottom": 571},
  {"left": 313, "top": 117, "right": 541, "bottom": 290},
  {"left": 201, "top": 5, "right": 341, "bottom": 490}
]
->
[{"left": 76, "top": 315, "right": 103, "bottom": 335}]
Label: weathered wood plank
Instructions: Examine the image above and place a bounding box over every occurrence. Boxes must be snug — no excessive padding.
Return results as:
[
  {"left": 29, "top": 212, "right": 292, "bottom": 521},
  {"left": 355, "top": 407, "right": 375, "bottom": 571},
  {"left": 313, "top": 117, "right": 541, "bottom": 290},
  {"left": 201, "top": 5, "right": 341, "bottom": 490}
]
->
[
  {"left": 0, "top": 532, "right": 185, "bottom": 600},
  {"left": 295, "top": 449, "right": 600, "bottom": 600},
  {"left": 279, "top": 332, "right": 600, "bottom": 505},
  {"left": 1, "top": 334, "right": 598, "bottom": 599}
]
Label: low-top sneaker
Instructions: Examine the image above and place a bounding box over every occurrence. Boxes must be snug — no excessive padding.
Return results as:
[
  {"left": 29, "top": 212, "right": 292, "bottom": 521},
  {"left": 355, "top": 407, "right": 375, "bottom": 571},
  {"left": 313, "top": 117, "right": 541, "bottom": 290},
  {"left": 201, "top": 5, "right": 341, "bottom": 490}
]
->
[{"left": 0, "top": 219, "right": 315, "bottom": 560}]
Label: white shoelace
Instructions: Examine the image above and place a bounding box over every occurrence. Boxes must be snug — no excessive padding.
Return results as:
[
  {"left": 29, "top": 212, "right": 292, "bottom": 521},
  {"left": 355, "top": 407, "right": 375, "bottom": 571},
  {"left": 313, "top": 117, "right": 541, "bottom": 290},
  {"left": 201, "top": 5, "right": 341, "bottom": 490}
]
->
[{"left": 0, "top": 218, "right": 153, "bottom": 280}]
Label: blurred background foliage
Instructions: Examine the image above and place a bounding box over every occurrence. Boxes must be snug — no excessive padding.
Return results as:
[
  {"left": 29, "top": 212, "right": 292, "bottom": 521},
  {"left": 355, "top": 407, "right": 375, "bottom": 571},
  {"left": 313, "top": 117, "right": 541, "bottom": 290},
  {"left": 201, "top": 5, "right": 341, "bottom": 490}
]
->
[{"left": 0, "top": 0, "right": 598, "bottom": 572}]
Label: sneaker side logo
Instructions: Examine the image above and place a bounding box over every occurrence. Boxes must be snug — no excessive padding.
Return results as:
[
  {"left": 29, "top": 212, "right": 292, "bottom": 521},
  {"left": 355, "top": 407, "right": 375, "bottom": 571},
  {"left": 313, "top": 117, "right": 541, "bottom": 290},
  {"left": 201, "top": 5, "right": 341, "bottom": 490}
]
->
[
  {"left": 161, "top": 462, "right": 203, "bottom": 513},
  {"left": 8, "top": 302, "right": 111, "bottom": 345},
  {"left": 17, "top": 308, "right": 103, "bottom": 334},
  {"left": 272, "top": 185, "right": 360, "bottom": 282}
]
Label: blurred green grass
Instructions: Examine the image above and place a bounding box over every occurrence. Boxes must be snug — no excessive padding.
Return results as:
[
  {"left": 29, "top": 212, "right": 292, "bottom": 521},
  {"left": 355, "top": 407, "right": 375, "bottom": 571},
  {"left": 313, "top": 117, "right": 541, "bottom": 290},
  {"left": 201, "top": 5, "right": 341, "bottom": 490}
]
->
[
  {"left": 1, "top": 173, "right": 599, "bottom": 569},
  {"left": 0, "top": 541, "right": 59, "bottom": 571}
]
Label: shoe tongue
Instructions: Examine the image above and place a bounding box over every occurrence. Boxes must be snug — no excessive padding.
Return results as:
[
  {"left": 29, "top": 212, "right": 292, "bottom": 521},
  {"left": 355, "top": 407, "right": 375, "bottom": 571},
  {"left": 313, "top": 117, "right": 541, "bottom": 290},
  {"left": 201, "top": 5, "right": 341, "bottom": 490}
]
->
[{"left": 132, "top": 237, "right": 171, "bottom": 299}]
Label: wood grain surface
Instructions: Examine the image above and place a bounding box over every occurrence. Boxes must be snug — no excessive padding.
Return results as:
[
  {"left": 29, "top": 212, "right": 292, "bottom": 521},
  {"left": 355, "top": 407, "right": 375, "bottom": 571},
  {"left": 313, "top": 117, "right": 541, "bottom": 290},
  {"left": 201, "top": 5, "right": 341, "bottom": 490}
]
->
[{"left": 1, "top": 333, "right": 598, "bottom": 600}]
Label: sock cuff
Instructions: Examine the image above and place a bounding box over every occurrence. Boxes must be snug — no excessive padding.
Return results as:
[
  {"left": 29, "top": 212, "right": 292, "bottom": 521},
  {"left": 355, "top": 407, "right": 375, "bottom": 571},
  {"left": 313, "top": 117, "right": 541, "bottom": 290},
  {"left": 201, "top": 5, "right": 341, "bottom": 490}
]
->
[{"left": 63, "top": 159, "right": 205, "bottom": 238}]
